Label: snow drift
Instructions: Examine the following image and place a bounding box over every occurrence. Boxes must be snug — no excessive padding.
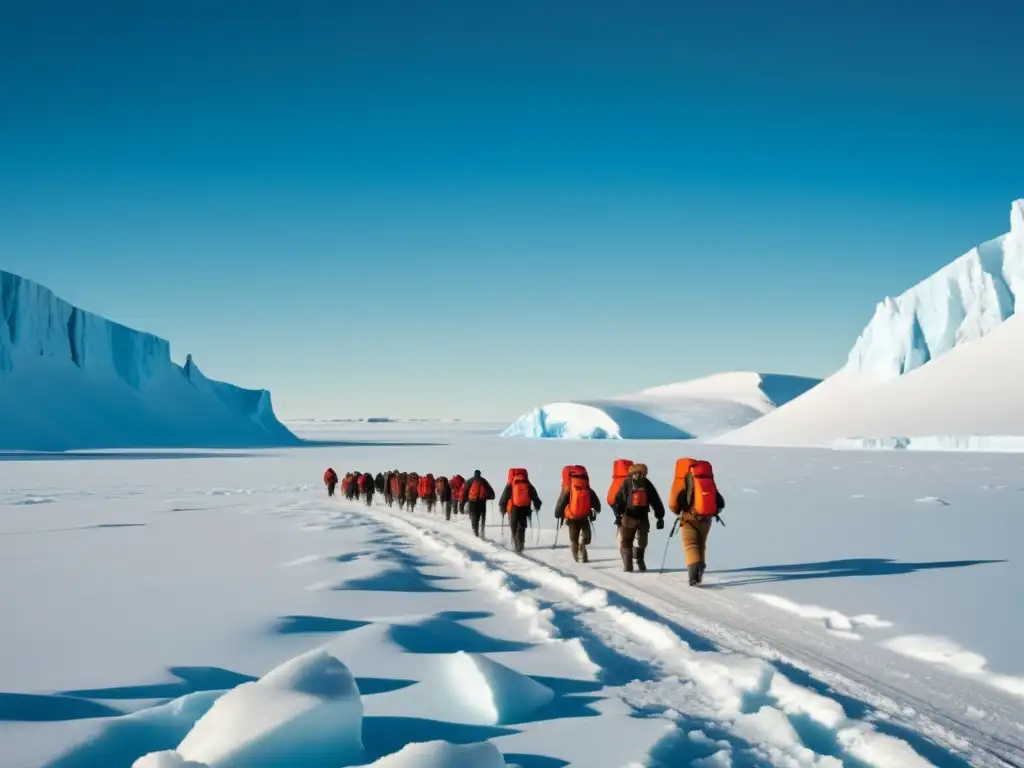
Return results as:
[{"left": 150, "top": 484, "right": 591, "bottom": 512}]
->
[
  {"left": 501, "top": 372, "right": 820, "bottom": 439},
  {"left": 717, "top": 200, "right": 1024, "bottom": 447},
  {"left": 0, "top": 269, "right": 297, "bottom": 450}
]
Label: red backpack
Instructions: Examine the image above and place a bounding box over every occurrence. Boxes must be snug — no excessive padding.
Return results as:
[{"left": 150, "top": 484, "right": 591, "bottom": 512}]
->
[
  {"left": 467, "top": 477, "right": 488, "bottom": 502},
  {"left": 418, "top": 475, "right": 433, "bottom": 498},
  {"left": 565, "top": 468, "right": 592, "bottom": 520},
  {"left": 509, "top": 468, "right": 531, "bottom": 508},
  {"left": 450, "top": 475, "right": 465, "bottom": 501},
  {"left": 357, "top": 473, "right": 370, "bottom": 492},
  {"left": 607, "top": 458, "right": 634, "bottom": 506},
  {"left": 689, "top": 460, "right": 719, "bottom": 517}
]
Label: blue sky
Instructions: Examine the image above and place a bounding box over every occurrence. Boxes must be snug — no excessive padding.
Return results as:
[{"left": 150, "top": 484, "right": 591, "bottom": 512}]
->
[{"left": 2, "top": 0, "right": 1022, "bottom": 420}]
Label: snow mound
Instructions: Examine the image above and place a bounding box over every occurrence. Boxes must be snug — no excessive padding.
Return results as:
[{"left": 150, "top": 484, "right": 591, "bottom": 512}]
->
[
  {"left": 174, "top": 648, "right": 363, "bottom": 768},
  {"left": 846, "top": 200, "right": 1024, "bottom": 380},
  {"left": 0, "top": 269, "right": 298, "bottom": 450},
  {"left": 502, "top": 372, "right": 819, "bottom": 440},
  {"left": 367, "top": 740, "right": 505, "bottom": 767},
  {"left": 420, "top": 651, "right": 555, "bottom": 725},
  {"left": 716, "top": 200, "right": 1024, "bottom": 447}
]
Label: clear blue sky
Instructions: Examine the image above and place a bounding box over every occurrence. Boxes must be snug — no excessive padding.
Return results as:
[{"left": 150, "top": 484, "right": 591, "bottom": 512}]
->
[{"left": 2, "top": 0, "right": 1022, "bottom": 420}]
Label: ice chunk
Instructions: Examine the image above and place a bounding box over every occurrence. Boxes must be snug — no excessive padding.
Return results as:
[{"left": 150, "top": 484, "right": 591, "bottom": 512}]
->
[
  {"left": 418, "top": 651, "right": 555, "bottom": 725},
  {"left": 134, "top": 751, "right": 209, "bottom": 767},
  {"left": 176, "top": 649, "right": 363, "bottom": 768},
  {"left": 367, "top": 740, "right": 505, "bottom": 767}
]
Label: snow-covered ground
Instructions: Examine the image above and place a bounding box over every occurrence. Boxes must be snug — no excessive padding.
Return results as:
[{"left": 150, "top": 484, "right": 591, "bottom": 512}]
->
[
  {"left": 2, "top": 423, "right": 1021, "bottom": 767},
  {"left": 502, "top": 373, "right": 820, "bottom": 440}
]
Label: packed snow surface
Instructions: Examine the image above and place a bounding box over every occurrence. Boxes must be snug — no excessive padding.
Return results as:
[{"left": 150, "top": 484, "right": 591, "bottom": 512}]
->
[
  {"left": 1, "top": 423, "right": 1021, "bottom": 767},
  {"left": 502, "top": 372, "right": 820, "bottom": 439},
  {"left": 0, "top": 269, "right": 297, "bottom": 451},
  {"left": 719, "top": 200, "right": 1024, "bottom": 447}
]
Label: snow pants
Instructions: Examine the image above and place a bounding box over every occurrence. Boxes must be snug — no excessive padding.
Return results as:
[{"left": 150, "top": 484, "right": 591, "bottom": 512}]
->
[
  {"left": 327, "top": 482, "right": 337, "bottom": 497},
  {"left": 681, "top": 517, "right": 713, "bottom": 567},
  {"left": 466, "top": 501, "right": 487, "bottom": 537},
  {"left": 508, "top": 506, "right": 531, "bottom": 552},
  {"left": 566, "top": 518, "right": 591, "bottom": 560},
  {"left": 443, "top": 500, "right": 453, "bottom": 520},
  {"left": 618, "top": 516, "right": 649, "bottom": 550}
]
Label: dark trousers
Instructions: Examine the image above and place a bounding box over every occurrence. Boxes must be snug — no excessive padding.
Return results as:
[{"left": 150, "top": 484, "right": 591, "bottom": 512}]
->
[
  {"left": 443, "top": 500, "right": 453, "bottom": 520},
  {"left": 508, "top": 506, "right": 531, "bottom": 552},
  {"left": 327, "top": 483, "right": 336, "bottom": 497},
  {"left": 466, "top": 501, "right": 487, "bottom": 537}
]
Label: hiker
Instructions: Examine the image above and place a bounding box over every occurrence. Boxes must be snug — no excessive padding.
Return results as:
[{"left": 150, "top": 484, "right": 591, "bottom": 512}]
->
[
  {"left": 420, "top": 473, "right": 437, "bottom": 513},
  {"left": 375, "top": 472, "right": 386, "bottom": 496},
  {"left": 498, "top": 468, "right": 542, "bottom": 553},
  {"left": 384, "top": 471, "right": 396, "bottom": 507},
  {"left": 324, "top": 467, "right": 338, "bottom": 498},
  {"left": 342, "top": 473, "right": 356, "bottom": 501},
  {"left": 359, "top": 472, "right": 374, "bottom": 506},
  {"left": 397, "top": 472, "right": 408, "bottom": 509},
  {"left": 670, "top": 459, "right": 726, "bottom": 586},
  {"left": 450, "top": 474, "right": 466, "bottom": 514},
  {"left": 461, "top": 470, "right": 495, "bottom": 537},
  {"left": 406, "top": 472, "right": 420, "bottom": 513},
  {"left": 612, "top": 463, "right": 666, "bottom": 573},
  {"left": 436, "top": 476, "right": 453, "bottom": 520},
  {"left": 554, "top": 465, "right": 601, "bottom": 563}
]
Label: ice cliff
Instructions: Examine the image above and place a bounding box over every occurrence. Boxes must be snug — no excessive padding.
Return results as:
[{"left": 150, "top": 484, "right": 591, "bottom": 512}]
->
[
  {"left": 844, "top": 200, "right": 1024, "bottom": 380},
  {"left": 0, "top": 269, "right": 298, "bottom": 450}
]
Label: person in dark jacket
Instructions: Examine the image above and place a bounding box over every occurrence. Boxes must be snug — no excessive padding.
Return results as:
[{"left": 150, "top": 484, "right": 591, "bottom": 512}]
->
[
  {"left": 406, "top": 473, "right": 420, "bottom": 513},
  {"left": 436, "top": 476, "right": 453, "bottom": 520},
  {"left": 375, "top": 472, "right": 386, "bottom": 496},
  {"left": 397, "top": 472, "right": 408, "bottom": 509},
  {"left": 612, "top": 463, "right": 666, "bottom": 573},
  {"left": 673, "top": 473, "right": 726, "bottom": 586},
  {"left": 498, "top": 470, "right": 542, "bottom": 553},
  {"left": 360, "top": 472, "right": 375, "bottom": 507},
  {"left": 554, "top": 476, "right": 601, "bottom": 563},
  {"left": 461, "top": 470, "right": 495, "bottom": 538},
  {"left": 384, "top": 471, "right": 396, "bottom": 507}
]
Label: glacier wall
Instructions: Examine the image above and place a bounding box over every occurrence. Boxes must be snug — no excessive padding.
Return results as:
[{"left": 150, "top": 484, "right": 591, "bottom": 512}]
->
[
  {"left": 0, "top": 269, "right": 298, "bottom": 450},
  {"left": 844, "top": 199, "right": 1024, "bottom": 380}
]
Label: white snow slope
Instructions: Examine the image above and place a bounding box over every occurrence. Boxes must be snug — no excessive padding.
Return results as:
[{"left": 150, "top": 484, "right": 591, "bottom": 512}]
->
[
  {"left": 718, "top": 199, "right": 1024, "bottom": 447},
  {"left": 2, "top": 422, "right": 1021, "bottom": 768},
  {"left": 502, "top": 372, "right": 820, "bottom": 440},
  {"left": 0, "top": 270, "right": 298, "bottom": 451}
]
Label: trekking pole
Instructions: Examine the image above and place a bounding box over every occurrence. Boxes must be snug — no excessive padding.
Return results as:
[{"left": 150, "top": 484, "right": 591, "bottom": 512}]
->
[
  {"left": 659, "top": 518, "right": 680, "bottom": 575},
  {"left": 551, "top": 518, "right": 562, "bottom": 549}
]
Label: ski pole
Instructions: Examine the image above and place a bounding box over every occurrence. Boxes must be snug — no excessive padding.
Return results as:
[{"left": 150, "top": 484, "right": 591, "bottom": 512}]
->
[
  {"left": 551, "top": 518, "right": 562, "bottom": 549},
  {"left": 659, "top": 517, "right": 680, "bottom": 575}
]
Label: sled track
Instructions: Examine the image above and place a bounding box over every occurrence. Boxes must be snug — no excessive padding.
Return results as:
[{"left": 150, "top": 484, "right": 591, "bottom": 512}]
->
[{"left": 353, "top": 502, "right": 1023, "bottom": 768}]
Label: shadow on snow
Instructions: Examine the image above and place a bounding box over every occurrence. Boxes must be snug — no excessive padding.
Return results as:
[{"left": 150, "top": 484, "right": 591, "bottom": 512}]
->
[{"left": 711, "top": 557, "right": 1008, "bottom": 586}]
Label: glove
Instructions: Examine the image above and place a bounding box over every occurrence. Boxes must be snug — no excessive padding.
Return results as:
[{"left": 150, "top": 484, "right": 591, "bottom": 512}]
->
[
  {"left": 614, "top": 515, "right": 622, "bottom": 527},
  {"left": 656, "top": 518, "right": 665, "bottom": 530},
  {"left": 536, "top": 501, "right": 543, "bottom": 511},
  {"left": 589, "top": 512, "right": 596, "bottom": 522}
]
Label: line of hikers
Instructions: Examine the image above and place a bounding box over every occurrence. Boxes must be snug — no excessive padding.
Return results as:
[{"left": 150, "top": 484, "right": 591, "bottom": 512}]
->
[{"left": 322, "top": 457, "right": 725, "bottom": 587}]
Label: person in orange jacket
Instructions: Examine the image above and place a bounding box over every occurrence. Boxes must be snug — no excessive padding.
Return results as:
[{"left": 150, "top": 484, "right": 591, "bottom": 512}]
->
[
  {"left": 324, "top": 468, "right": 338, "bottom": 498},
  {"left": 498, "top": 469, "right": 542, "bottom": 553}
]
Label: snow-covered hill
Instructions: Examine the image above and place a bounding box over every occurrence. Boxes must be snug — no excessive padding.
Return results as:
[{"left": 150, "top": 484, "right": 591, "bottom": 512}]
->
[
  {"left": 717, "top": 199, "right": 1024, "bottom": 447},
  {"left": 501, "top": 372, "right": 820, "bottom": 439},
  {"left": 0, "top": 270, "right": 298, "bottom": 450}
]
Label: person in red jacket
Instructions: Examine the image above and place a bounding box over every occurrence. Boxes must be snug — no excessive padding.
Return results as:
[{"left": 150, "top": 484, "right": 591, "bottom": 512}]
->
[
  {"left": 436, "top": 476, "right": 453, "bottom": 520},
  {"left": 324, "top": 468, "right": 338, "bottom": 498},
  {"left": 359, "top": 472, "right": 374, "bottom": 506}
]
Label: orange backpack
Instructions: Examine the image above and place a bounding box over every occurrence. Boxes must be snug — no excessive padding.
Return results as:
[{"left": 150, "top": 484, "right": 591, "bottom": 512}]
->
[
  {"left": 357, "top": 473, "right": 370, "bottom": 492},
  {"left": 451, "top": 475, "right": 465, "bottom": 501},
  {"left": 407, "top": 473, "right": 420, "bottom": 498},
  {"left": 324, "top": 468, "right": 337, "bottom": 485},
  {"left": 689, "top": 460, "right": 719, "bottom": 517},
  {"left": 669, "top": 458, "right": 697, "bottom": 513},
  {"left": 607, "top": 458, "right": 634, "bottom": 506},
  {"left": 467, "top": 477, "right": 488, "bottom": 502},
  {"left": 561, "top": 464, "right": 586, "bottom": 491},
  {"left": 418, "top": 476, "right": 432, "bottom": 498},
  {"left": 509, "top": 468, "right": 531, "bottom": 508},
  {"left": 565, "top": 468, "right": 592, "bottom": 520},
  {"left": 389, "top": 474, "right": 401, "bottom": 496}
]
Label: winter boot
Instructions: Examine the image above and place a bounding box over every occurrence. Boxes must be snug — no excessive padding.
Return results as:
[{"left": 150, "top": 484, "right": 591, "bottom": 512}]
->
[
  {"left": 620, "top": 548, "right": 634, "bottom": 572},
  {"left": 697, "top": 562, "right": 706, "bottom": 584},
  {"left": 688, "top": 564, "right": 701, "bottom": 587},
  {"left": 570, "top": 540, "right": 579, "bottom": 562},
  {"left": 579, "top": 544, "right": 589, "bottom": 563},
  {"left": 634, "top": 547, "right": 647, "bottom": 573}
]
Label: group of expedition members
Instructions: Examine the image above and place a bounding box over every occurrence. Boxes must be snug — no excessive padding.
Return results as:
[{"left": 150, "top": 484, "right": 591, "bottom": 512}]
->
[{"left": 322, "top": 457, "right": 725, "bottom": 587}]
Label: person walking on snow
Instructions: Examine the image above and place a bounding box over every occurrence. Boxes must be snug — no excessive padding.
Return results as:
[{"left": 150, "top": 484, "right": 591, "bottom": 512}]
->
[
  {"left": 360, "top": 472, "right": 375, "bottom": 507},
  {"left": 324, "top": 468, "right": 339, "bottom": 498},
  {"left": 436, "top": 476, "right": 453, "bottom": 520},
  {"left": 406, "top": 472, "right": 420, "bottom": 513},
  {"left": 671, "top": 461, "right": 726, "bottom": 586},
  {"left": 554, "top": 467, "right": 601, "bottom": 563},
  {"left": 461, "top": 470, "right": 495, "bottom": 538},
  {"left": 612, "top": 464, "right": 666, "bottom": 573},
  {"left": 498, "top": 468, "right": 542, "bottom": 553}
]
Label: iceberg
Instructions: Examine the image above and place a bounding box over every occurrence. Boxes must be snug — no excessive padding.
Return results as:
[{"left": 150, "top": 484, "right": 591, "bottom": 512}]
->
[
  {"left": 0, "top": 269, "right": 298, "bottom": 450},
  {"left": 716, "top": 200, "right": 1024, "bottom": 448},
  {"left": 501, "top": 372, "right": 820, "bottom": 440}
]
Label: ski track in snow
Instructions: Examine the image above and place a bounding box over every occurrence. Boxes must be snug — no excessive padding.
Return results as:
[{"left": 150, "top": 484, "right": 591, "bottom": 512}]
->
[{"left": 328, "top": 499, "right": 1024, "bottom": 768}]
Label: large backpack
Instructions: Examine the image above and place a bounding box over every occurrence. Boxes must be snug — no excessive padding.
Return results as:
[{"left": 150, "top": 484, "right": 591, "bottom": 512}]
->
[
  {"left": 358, "top": 473, "right": 370, "bottom": 492},
  {"left": 407, "top": 473, "right": 420, "bottom": 498},
  {"left": 436, "top": 476, "right": 449, "bottom": 494},
  {"left": 561, "top": 464, "right": 586, "bottom": 491},
  {"left": 669, "top": 458, "right": 697, "bottom": 514},
  {"left": 689, "top": 460, "right": 719, "bottom": 517},
  {"left": 607, "top": 458, "right": 634, "bottom": 506},
  {"left": 467, "top": 477, "right": 488, "bottom": 502},
  {"left": 324, "top": 468, "right": 337, "bottom": 485},
  {"left": 565, "top": 468, "right": 592, "bottom": 520},
  {"left": 450, "top": 474, "right": 465, "bottom": 501},
  {"left": 389, "top": 473, "right": 401, "bottom": 496},
  {"left": 509, "top": 468, "right": 531, "bottom": 508}
]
